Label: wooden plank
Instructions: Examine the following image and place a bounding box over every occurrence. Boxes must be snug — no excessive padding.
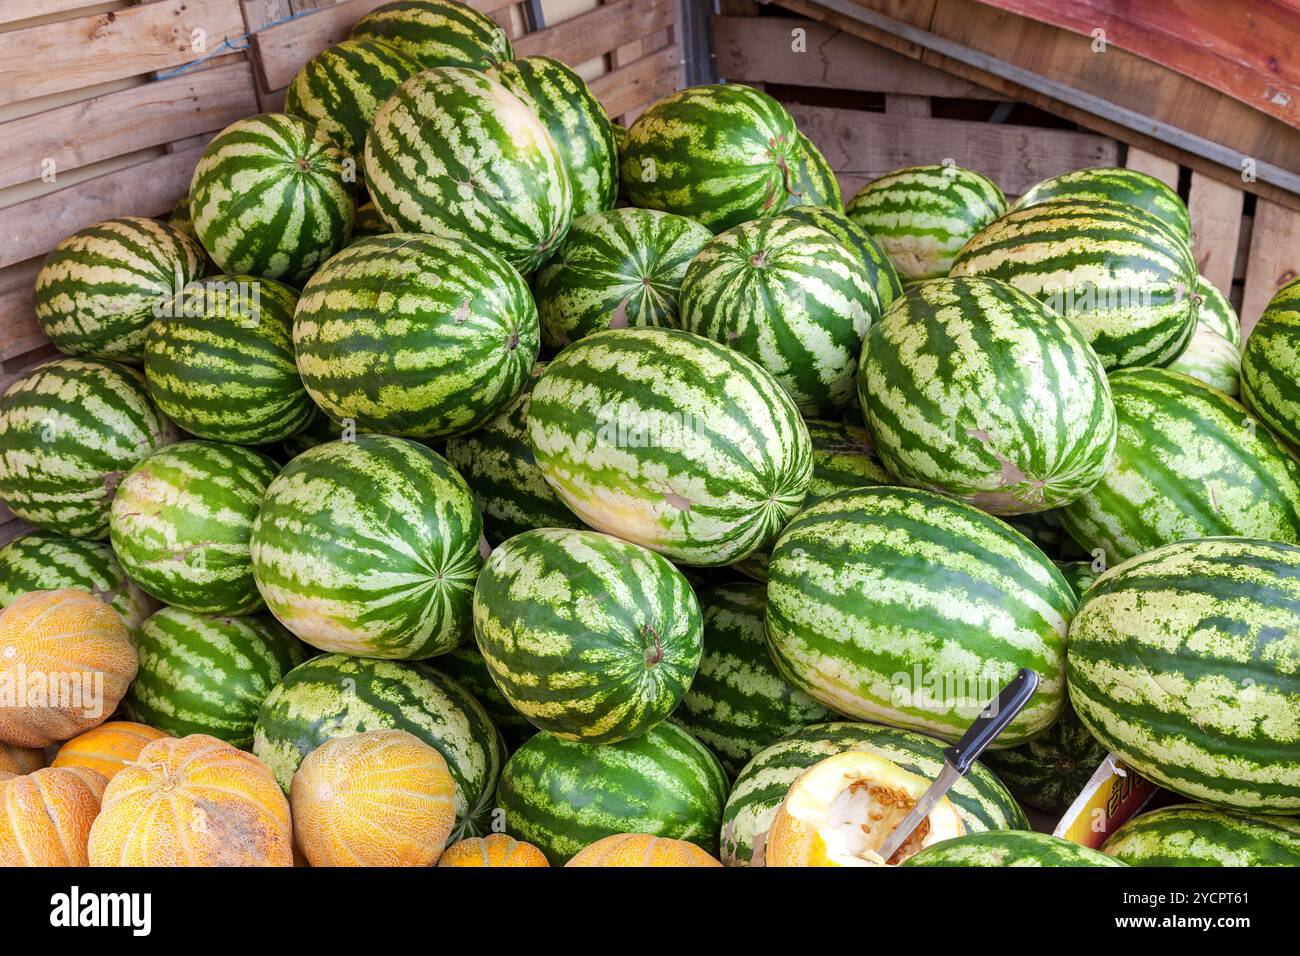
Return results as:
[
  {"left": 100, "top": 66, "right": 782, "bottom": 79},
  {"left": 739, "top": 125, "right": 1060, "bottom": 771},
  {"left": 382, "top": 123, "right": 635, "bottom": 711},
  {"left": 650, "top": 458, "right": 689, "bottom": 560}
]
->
[
  {"left": 590, "top": 45, "right": 683, "bottom": 121},
  {"left": 0, "top": 62, "right": 257, "bottom": 192},
  {"left": 1123, "top": 147, "right": 1179, "bottom": 190},
  {"left": 0, "top": 0, "right": 105, "bottom": 23},
  {"left": 885, "top": 94, "right": 931, "bottom": 116},
  {"left": 0, "top": 284, "right": 44, "bottom": 363},
  {"left": 0, "top": 0, "right": 247, "bottom": 108},
  {"left": 1240, "top": 199, "right": 1300, "bottom": 339},
  {"left": 1187, "top": 172, "right": 1245, "bottom": 293},
  {"left": 250, "top": 0, "right": 392, "bottom": 91},
  {"left": 514, "top": 0, "right": 675, "bottom": 65}
]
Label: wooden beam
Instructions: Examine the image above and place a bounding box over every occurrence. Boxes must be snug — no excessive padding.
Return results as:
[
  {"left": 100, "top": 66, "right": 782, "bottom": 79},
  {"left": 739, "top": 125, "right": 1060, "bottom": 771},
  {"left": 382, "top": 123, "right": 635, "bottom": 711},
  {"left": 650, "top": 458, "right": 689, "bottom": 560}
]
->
[
  {"left": 1124, "top": 147, "right": 1179, "bottom": 190},
  {"left": 515, "top": 0, "right": 675, "bottom": 65},
  {"left": 1187, "top": 172, "right": 1245, "bottom": 293},
  {"left": 885, "top": 94, "right": 932, "bottom": 116},
  {"left": 590, "top": 45, "right": 683, "bottom": 120},
  {"left": 0, "top": 282, "right": 44, "bottom": 363},
  {"left": 1240, "top": 199, "right": 1300, "bottom": 338}
]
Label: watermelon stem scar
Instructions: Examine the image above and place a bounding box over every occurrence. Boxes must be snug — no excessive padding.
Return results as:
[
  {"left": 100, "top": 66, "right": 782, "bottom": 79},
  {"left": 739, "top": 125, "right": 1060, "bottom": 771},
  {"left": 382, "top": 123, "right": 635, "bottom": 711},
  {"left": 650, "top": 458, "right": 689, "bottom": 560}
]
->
[{"left": 643, "top": 623, "right": 664, "bottom": 668}]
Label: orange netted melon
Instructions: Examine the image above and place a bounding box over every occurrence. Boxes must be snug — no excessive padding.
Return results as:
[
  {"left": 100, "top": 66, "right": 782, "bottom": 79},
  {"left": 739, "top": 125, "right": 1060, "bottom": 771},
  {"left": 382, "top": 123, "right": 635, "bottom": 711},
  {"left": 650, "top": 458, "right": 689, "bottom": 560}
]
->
[
  {"left": 0, "top": 742, "right": 45, "bottom": 776},
  {"left": 438, "top": 834, "right": 550, "bottom": 868},
  {"left": 565, "top": 833, "right": 724, "bottom": 867},
  {"left": 0, "top": 765, "right": 106, "bottom": 866},
  {"left": 290, "top": 730, "right": 457, "bottom": 867},
  {"left": 52, "top": 721, "right": 169, "bottom": 780}
]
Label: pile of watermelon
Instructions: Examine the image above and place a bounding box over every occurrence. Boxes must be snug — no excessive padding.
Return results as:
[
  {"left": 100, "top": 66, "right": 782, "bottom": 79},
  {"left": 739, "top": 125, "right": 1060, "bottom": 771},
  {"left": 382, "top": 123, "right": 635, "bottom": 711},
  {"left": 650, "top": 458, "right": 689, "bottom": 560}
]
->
[{"left": 1, "top": 0, "right": 1297, "bottom": 869}]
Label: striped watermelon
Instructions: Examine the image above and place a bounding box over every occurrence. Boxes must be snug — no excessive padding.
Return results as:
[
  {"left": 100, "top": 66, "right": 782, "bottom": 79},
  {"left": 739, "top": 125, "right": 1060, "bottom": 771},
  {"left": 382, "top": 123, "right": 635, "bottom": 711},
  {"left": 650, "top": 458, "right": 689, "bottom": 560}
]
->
[
  {"left": 860, "top": 277, "right": 1117, "bottom": 515},
  {"left": 678, "top": 215, "right": 880, "bottom": 417},
  {"left": 253, "top": 652, "right": 502, "bottom": 836},
  {"left": 490, "top": 55, "right": 618, "bottom": 218},
  {"left": 0, "top": 358, "right": 178, "bottom": 540},
  {"left": 1241, "top": 276, "right": 1300, "bottom": 447},
  {"left": 33, "top": 217, "right": 206, "bottom": 362},
  {"left": 619, "top": 84, "right": 801, "bottom": 233},
  {"left": 144, "top": 275, "right": 314, "bottom": 445},
  {"left": 1102, "top": 804, "right": 1300, "bottom": 867},
  {"left": 474, "top": 528, "right": 702, "bottom": 743},
  {"left": 349, "top": 202, "right": 390, "bottom": 242},
  {"left": 720, "top": 721, "right": 1028, "bottom": 867},
  {"left": 1012, "top": 166, "right": 1192, "bottom": 241},
  {"left": 1055, "top": 559, "right": 1100, "bottom": 597},
  {"left": 1197, "top": 273, "right": 1241, "bottom": 347},
  {"left": 109, "top": 441, "right": 278, "bottom": 615},
  {"left": 903, "top": 831, "right": 1125, "bottom": 867},
  {"left": 981, "top": 701, "right": 1107, "bottom": 812},
  {"left": 190, "top": 113, "right": 355, "bottom": 285},
  {"left": 349, "top": 0, "right": 512, "bottom": 70},
  {"left": 250, "top": 435, "right": 483, "bottom": 660},
  {"left": 364, "top": 67, "right": 571, "bottom": 273},
  {"left": 528, "top": 327, "right": 813, "bottom": 566},
  {"left": 437, "top": 644, "right": 535, "bottom": 748},
  {"left": 779, "top": 206, "right": 903, "bottom": 315},
  {"left": 293, "top": 234, "right": 539, "bottom": 439},
  {"left": 125, "top": 607, "right": 306, "bottom": 747},
  {"left": 533, "top": 208, "right": 713, "bottom": 349},
  {"left": 672, "top": 583, "right": 831, "bottom": 776},
  {"left": 168, "top": 195, "right": 197, "bottom": 238},
  {"left": 494, "top": 722, "right": 727, "bottom": 865},
  {"left": 0, "top": 532, "right": 155, "bottom": 634},
  {"left": 1068, "top": 536, "right": 1300, "bottom": 813},
  {"left": 785, "top": 132, "right": 842, "bottom": 210},
  {"left": 949, "top": 198, "right": 1199, "bottom": 370},
  {"left": 766, "top": 486, "right": 1072, "bottom": 745},
  {"left": 1168, "top": 324, "right": 1241, "bottom": 396},
  {"left": 845, "top": 164, "right": 1007, "bottom": 282},
  {"left": 1060, "top": 367, "right": 1300, "bottom": 565}
]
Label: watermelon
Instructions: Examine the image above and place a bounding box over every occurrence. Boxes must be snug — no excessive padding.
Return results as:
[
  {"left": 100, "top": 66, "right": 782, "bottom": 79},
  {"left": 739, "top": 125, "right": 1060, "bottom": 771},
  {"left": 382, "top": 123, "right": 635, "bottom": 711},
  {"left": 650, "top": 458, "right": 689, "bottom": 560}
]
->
[
  {"left": 678, "top": 215, "right": 879, "bottom": 417},
  {"left": 785, "top": 132, "right": 842, "bottom": 210},
  {"left": 1012, "top": 166, "right": 1192, "bottom": 242},
  {"left": 348, "top": 202, "right": 390, "bottom": 242},
  {"left": 620, "top": 84, "right": 801, "bottom": 233},
  {"left": 720, "top": 721, "right": 1028, "bottom": 867},
  {"left": 437, "top": 644, "right": 535, "bottom": 747},
  {"left": 845, "top": 164, "right": 1007, "bottom": 282},
  {"left": 1241, "top": 276, "right": 1300, "bottom": 447},
  {"left": 1068, "top": 536, "right": 1300, "bottom": 813},
  {"left": 349, "top": 0, "right": 512, "bottom": 70},
  {"left": 0, "top": 358, "right": 178, "bottom": 540},
  {"left": 144, "top": 275, "right": 314, "bottom": 445},
  {"left": 474, "top": 528, "right": 701, "bottom": 743},
  {"left": 981, "top": 701, "right": 1107, "bottom": 812},
  {"left": 364, "top": 67, "right": 571, "bottom": 273},
  {"left": 672, "top": 583, "right": 831, "bottom": 776},
  {"left": 860, "top": 277, "right": 1117, "bottom": 515},
  {"left": 277, "top": 409, "right": 352, "bottom": 460},
  {"left": 494, "top": 722, "right": 727, "bottom": 865},
  {"left": 533, "top": 208, "right": 713, "bottom": 349},
  {"left": 33, "top": 217, "right": 206, "bottom": 362},
  {"left": 1102, "top": 804, "right": 1300, "bottom": 867},
  {"left": 779, "top": 206, "right": 903, "bottom": 315},
  {"left": 168, "top": 195, "right": 197, "bottom": 238},
  {"left": 109, "top": 441, "right": 278, "bottom": 615},
  {"left": 490, "top": 55, "right": 618, "bottom": 218},
  {"left": 1167, "top": 325, "right": 1240, "bottom": 396},
  {"left": 125, "top": 607, "right": 306, "bottom": 747},
  {"left": 0, "top": 532, "right": 155, "bottom": 633},
  {"left": 1197, "top": 273, "right": 1241, "bottom": 347},
  {"left": 903, "top": 831, "right": 1125, "bottom": 867},
  {"left": 766, "top": 486, "right": 1072, "bottom": 745},
  {"left": 250, "top": 435, "right": 483, "bottom": 660},
  {"left": 293, "top": 234, "right": 539, "bottom": 439},
  {"left": 1060, "top": 367, "right": 1300, "bottom": 565},
  {"left": 1055, "top": 559, "right": 1101, "bottom": 597},
  {"left": 528, "top": 327, "right": 813, "bottom": 566},
  {"left": 949, "top": 198, "right": 1198, "bottom": 370},
  {"left": 253, "top": 652, "right": 502, "bottom": 837}
]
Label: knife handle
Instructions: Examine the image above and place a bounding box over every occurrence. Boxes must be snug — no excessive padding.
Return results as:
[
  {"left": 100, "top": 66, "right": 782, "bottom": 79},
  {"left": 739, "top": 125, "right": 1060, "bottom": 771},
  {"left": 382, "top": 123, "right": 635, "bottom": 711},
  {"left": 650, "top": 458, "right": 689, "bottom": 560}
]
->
[{"left": 943, "top": 668, "right": 1040, "bottom": 774}]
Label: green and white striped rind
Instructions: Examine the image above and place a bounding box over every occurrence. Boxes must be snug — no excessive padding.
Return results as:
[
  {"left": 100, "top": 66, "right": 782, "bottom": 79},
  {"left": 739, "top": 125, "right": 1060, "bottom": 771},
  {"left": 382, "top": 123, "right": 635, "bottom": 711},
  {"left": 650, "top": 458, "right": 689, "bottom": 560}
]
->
[
  {"left": 348, "top": 203, "right": 390, "bottom": 242},
  {"left": 1241, "top": 276, "right": 1300, "bottom": 447},
  {"left": 766, "top": 486, "right": 1072, "bottom": 744},
  {"left": 144, "top": 275, "right": 314, "bottom": 444},
  {"left": 0, "top": 358, "right": 178, "bottom": 540},
  {"left": 720, "top": 721, "right": 1028, "bottom": 867},
  {"left": 1197, "top": 273, "right": 1241, "bottom": 347},
  {"left": 528, "top": 327, "right": 813, "bottom": 567},
  {"left": 125, "top": 607, "right": 306, "bottom": 748},
  {"left": 903, "top": 831, "right": 1125, "bottom": 867},
  {"left": 784, "top": 132, "right": 842, "bottom": 211},
  {"left": 981, "top": 700, "right": 1108, "bottom": 813},
  {"left": 0, "top": 532, "right": 155, "bottom": 633},
  {"left": 190, "top": 113, "right": 356, "bottom": 286},
  {"left": 436, "top": 644, "right": 535, "bottom": 746},
  {"left": 672, "top": 583, "right": 831, "bottom": 777},
  {"left": 949, "top": 198, "right": 1199, "bottom": 370},
  {"left": 253, "top": 652, "right": 502, "bottom": 837},
  {"left": 284, "top": 39, "right": 421, "bottom": 157},
  {"left": 348, "top": 0, "right": 512, "bottom": 70},
  {"left": 474, "top": 528, "right": 702, "bottom": 744},
  {"left": 778, "top": 206, "right": 903, "bottom": 315},
  {"left": 1011, "top": 166, "right": 1192, "bottom": 243},
  {"left": 109, "top": 441, "right": 278, "bottom": 615},
  {"left": 1059, "top": 367, "right": 1300, "bottom": 565},
  {"left": 494, "top": 722, "right": 728, "bottom": 865},
  {"left": 33, "top": 217, "right": 206, "bottom": 362},
  {"left": 169, "top": 196, "right": 197, "bottom": 238},
  {"left": 251, "top": 436, "right": 483, "bottom": 660},
  {"left": 860, "top": 277, "right": 1117, "bottom": 515},
  {"left": 845, "top": 164, "right": 1007, "bottom": 282},
  {"left": 293, "top": 234, "right": 539, "bottom": 439},
  {"left": 1068, "top": 536, "right": 1300, "bottom": 813},
  {"left": 533, "top": 207, "right": 713, "bottom": 349},
  {"left": 679, "top": 216, "right": 879, "bottom": 417},
  {"left": 619, "top": 84, "right": 801, "bottom": 234},
  {"left": 1167, "top": 324, "right": 1240, "bottom": 396},
  {"left": 490, "top": 55, "right": 618, "bottom": 219},
  {"left": 1101, "top": 804, "right": 1300, "bottom": 867},
  {"left": 364, "top": 67, "right": 572, "bottom": 273},
  {"left": 1054, "top": 559, "right": 1100, "bottom": 598}
]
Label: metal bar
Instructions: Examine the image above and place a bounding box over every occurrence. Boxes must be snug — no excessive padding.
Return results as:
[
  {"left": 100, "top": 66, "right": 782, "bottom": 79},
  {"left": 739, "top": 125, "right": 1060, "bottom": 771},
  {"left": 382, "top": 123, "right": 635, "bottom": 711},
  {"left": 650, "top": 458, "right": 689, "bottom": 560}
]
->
[
  {"left": 521, "top": 0, "right": 545, "bottom": 33},
  {"left": 681, "top": 0, "right": 718, "bottom": 86}
]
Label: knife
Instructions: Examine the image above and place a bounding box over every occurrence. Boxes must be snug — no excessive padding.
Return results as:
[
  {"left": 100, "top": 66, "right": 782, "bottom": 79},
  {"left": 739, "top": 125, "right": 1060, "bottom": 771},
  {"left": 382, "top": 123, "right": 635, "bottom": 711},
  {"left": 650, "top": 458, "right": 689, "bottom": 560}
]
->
[{"left": 877, "top": 668, "right": 1041, "bottom": 862}]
